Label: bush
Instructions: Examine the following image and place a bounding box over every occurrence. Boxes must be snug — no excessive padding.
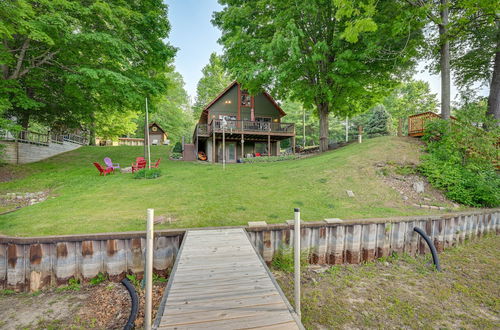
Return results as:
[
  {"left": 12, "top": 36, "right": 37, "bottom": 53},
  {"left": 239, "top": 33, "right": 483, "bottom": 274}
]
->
[
  {"left": 170, "top": 152, "right": 182, "bottom": 160},
  {"left": 419, "top": 119, "right": 500, "bottom": 207},
  {"left": 243, "top": 155, "right": 300, "bottom": 163},
  {"left": 173, "top": 142, "right": 182, "bottom": 153},
  {"left": 133, "top": 168, "right": 162, "bottom": 179}
]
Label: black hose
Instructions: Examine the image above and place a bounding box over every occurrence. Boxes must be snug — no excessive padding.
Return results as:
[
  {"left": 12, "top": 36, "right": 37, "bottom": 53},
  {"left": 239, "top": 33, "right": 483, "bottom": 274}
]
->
[
  {"left": 413, "top": 226, "right": 441, "bottom": 271},
  {"left": 122, "top": 278, "right": 139, "bottom": 330}
]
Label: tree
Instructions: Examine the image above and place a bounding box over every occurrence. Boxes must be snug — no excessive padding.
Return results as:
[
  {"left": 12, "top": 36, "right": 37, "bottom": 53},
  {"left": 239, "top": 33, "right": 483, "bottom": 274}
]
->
[
  {"left": 214, "top": 0, "right": 425, "bottom": 152},
  {"left": 448, "top": 0, "right": 499, "bottom": 123},
  {"left": 364, "top": 105, "right": 391, "bottom": 136},
  {"left": 136, "top": 70, "right": 194, "bottom": 144},
  {"left": 0, "top": 0, "right": 176, "bottom": 140},
  {"left": 281, "top": 100, "right": 319, "bottom": 147},
  {"left": 192, "top": 53, "right": 232, "bottom": 121},
  {"left": 383, "top": 80, "right": 439, "bottom": 135}
]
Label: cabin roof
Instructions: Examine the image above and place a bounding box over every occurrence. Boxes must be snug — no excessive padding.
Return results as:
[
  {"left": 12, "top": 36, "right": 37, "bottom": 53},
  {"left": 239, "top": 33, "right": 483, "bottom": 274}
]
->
[
  {"left": 198, "top": 81, "right": 286, "bottom": 123},
  {"left": 149, "top": 122, "right": 165, "bottom": 134}
]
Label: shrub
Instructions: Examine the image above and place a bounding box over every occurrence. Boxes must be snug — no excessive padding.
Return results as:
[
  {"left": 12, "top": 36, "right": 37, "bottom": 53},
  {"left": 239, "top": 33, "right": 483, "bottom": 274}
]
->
[
  {"left": 419, "top": 119, "right": 500, "bottom": 207},
  {"left": 170, "top": 152, "right": 182, "bottom": 160},
  {"left": 243, "top": 155, "right": 300, "bottom": 163},
  {"left": 133, "top": 168, "right": 162, "bottom": 179},
  {"left": 172, "top": 142, "right": 182, "bottom": 153}
]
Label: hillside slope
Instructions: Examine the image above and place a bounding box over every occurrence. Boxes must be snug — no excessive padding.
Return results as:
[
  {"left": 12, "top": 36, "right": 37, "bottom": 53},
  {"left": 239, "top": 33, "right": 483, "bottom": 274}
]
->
[{"left": 0, "top": 137, "right": 459, "bottom": 236}]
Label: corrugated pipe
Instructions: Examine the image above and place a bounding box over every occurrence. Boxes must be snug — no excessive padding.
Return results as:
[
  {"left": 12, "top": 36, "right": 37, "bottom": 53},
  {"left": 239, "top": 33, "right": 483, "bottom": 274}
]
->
[
  {"left": 413, "top": 227, "right": 441, "bottom": 271},
  {"left": 122, "top": 278, "right": 139, "bottom": 330}
]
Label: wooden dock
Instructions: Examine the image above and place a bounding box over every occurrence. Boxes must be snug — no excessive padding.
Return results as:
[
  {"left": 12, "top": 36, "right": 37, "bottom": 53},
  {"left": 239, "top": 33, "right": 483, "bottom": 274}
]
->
[{"left": 154, "top": 228, "right": 303, "bottom": 329}]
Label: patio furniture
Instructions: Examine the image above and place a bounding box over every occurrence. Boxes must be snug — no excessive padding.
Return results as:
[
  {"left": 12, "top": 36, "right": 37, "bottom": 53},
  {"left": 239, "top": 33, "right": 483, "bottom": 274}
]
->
[
  {"left": 152, "top": 158, "right": 161, "bottom": 168},
  {"left": 104, "top": 157, "right": 120, "bottom": 170},
  {"left": 93, "top": 162, "right": 113, "bottom": 176},
  {"left": 132, "top": 157, "right": 147, "bottom": 173}
]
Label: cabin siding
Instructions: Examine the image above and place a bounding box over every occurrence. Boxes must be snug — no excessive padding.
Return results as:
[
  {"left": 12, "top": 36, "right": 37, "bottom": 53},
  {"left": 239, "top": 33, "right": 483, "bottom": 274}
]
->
[
  {"left": 207, "top": 85, "right": 239, "bottom": 124},
  {"left": 252, "top": 93, "right": 281, "bottom": 121}
]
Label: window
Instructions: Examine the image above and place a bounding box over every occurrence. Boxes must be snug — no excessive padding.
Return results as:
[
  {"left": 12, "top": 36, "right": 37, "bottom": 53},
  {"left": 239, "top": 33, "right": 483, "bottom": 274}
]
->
[{"left": 240, "top": 90, "right": 251, "bottom": 107}]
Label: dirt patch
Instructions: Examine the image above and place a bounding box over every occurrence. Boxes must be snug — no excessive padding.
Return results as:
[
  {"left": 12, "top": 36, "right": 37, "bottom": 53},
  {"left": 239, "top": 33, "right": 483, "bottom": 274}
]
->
[
  {"left": 0, "top": 279, "right": 167, "bottom": 329},
  {"left": 274, "top": 235, "right": 500, "bottom": 329},
  {"left": 375, "top": 162, "right": 458, "bottom": 209},
  {"left": 0, "top": 191, "right": 49, "bottom": 215}
]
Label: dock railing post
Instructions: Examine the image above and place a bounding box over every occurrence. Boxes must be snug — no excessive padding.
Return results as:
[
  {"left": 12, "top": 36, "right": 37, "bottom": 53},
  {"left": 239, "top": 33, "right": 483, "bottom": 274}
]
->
[
  {"left": 294, "top": 208, "right": 301, "bottom": 319},
  {"left": 145, "top": 208, "right": 154, "bottom": 330}
]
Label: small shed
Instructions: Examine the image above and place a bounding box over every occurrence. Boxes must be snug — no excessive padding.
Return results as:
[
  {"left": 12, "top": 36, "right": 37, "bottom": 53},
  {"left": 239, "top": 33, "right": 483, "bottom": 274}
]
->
[{"left": 148, "top": 123, "right": 169, "bottom": 145}]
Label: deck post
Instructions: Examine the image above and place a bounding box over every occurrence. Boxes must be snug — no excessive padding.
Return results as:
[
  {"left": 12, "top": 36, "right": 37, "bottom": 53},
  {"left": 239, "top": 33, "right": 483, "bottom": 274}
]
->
[
  {"left": 241, "top": 133, "right": 244, "bottom": 160},
  {"left": 212, "top": 121, "right": 215, "bottom": 163},
  {"left": 292, "top": 136, "right": 296, "bottom": 155},
  {"left": 145, "top": 208, "right": 154, "bottom": 330},
  {"left": 268, "top": 131, "right": 271, "bottom": 156},
  {"left": 294, "top": 208, "right": 301, "bottom": 319}
]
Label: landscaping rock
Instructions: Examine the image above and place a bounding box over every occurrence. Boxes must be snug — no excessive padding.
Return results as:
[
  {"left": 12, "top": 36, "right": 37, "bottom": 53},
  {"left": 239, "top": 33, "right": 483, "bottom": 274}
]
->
[
  {"left": 346, "top": 190, "right": 355, "bottom": 197},
  {"left": 412, "top": 181, "right": 425, "bottom": 193}
]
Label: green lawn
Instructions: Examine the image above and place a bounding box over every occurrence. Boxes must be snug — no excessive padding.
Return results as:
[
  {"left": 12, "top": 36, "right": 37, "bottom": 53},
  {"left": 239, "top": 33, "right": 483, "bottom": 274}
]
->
[
  {"left": 275, "top": 234, "right": 500, "bottom": 329},
  {"left": 0, "top": 137, "right": 453, "bottom": 236}
]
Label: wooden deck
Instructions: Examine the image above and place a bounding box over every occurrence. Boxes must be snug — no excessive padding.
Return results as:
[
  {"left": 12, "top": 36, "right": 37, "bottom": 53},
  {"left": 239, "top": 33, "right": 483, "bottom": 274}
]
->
[{"left": 154, "top": 228, "right": 302, "bottom": 330}]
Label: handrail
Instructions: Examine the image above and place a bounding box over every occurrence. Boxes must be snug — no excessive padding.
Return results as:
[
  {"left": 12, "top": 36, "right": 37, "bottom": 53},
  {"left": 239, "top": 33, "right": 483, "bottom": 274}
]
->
[
  {"left": 0, "top": 129, "right": 88, "bottom": 146},
  {"left": 207, "top": 119, "right": 295, "bottom": 134}
]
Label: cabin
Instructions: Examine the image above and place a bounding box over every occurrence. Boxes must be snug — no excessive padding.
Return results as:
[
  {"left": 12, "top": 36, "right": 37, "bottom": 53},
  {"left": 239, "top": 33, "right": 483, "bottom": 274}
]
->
[
  {"left": 191, "top": 81, "right": 296, "bottom": 163},
  {"left": 148, "top": 122, "right": 169, "bottom": 145}
]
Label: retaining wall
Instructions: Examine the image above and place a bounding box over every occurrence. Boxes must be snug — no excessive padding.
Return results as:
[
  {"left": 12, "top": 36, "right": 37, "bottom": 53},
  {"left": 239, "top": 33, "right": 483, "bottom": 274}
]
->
[
  {"left": 247, "top": 210, "right": 499, "bottom": 264},
  {"left": 0, "top": 231, "right": 183, "bottom": 292},
  {"left": 0, "top": 140, "right": 82, "bottom": 164},
  {"left": 0, "top": 209, "right": 497, "bottom": 292}
]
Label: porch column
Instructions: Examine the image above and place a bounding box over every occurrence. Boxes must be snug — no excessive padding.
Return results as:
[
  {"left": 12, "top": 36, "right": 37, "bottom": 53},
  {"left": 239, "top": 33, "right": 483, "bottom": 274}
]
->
[
  {"left": 212, "top": 121, "right": 215, "bottom": 163},
  {"left": 241, "top": 133, "right": 244, "bottom": 159},
  {"left": 268, "top": 127, "right": 271, "bottom": 156}
]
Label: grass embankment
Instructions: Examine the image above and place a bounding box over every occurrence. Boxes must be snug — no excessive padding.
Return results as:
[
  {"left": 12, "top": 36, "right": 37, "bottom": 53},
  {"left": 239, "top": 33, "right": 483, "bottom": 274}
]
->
[
  {"left": 0, "top": 137, "right": 451, "bottom": 236},
  {"left": 275, "top": 235, "right": 500, "bottom": 329}
]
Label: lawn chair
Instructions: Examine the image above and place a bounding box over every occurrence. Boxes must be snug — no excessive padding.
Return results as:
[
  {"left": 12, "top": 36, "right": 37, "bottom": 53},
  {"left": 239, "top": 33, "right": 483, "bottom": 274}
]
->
[
  {"left": 152, "top": 158, "right": 161, "bottom": 168},
  {"left": 132, "top": 157, "right": 147, "bottom": 173},
  {"left": 104, "top": 157, "right": 120, "bottom": 171},
  {"left": 93, "top": 162, "right": 113, "bottom": 176}
]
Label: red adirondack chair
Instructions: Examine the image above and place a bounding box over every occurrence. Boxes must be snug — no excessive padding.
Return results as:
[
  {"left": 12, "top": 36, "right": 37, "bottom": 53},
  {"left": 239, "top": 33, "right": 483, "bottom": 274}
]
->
[
  {"left": 152, "top": 158, "right": 161, "bottom": 168},
  {"left": 132, "top": 157, "right": 147, "bottom": 173},
  {"left": 93, "top": 162, "right": 113, "bottom": 176}
]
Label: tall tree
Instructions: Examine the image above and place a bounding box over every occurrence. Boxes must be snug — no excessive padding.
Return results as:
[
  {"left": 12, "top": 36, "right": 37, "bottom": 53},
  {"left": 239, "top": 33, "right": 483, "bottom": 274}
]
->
[
  {"left": 136, "top": 70, "right": 194, "bottom": 144},
  {"left": 449, "top": 0, "right": 499, "bottom": 123},
  {"left": 383, "top": 80, "right": 439, "bottom": 135},
  {"left": 214, "top": 0, "right": 425, "bottom": 152},
  {"left": 192, "top": 53, "right": 232, "bottom": 121},
  {"left": 0, "top": 0, "right": 176, "bottom": 140}
]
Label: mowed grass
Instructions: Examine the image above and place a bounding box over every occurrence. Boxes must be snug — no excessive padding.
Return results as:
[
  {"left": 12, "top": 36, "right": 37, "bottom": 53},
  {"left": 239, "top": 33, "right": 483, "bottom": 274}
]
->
[
  {"left": 0, "top": 137, "right": 448, "bottom": 236},
  {"left": 275, "top": 234, "right": 500, "bottom": 329}
]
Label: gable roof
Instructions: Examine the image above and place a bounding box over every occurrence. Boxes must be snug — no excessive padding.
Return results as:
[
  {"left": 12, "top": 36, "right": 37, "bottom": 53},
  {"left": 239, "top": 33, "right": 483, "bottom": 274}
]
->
[
  {"left": 198, "top": 81, "right": 286, "bottom": 123},
  {"left": 149, "top": 122, "right": 165, "bottom": 134}
]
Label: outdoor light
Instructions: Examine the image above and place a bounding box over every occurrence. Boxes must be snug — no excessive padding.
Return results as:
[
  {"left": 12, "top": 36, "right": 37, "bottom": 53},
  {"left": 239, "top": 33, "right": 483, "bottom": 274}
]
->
[
  {"left": 224, "top": 100, "right": 232, "bottom": 104},
  {"left": 273, "top": 118, "right": 279, "bottom": 122}
]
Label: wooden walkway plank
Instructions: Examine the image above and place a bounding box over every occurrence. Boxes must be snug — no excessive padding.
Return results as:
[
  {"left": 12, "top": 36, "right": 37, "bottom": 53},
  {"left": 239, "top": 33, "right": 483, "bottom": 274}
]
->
[{"left": 154, "top": 228, "right": 303, "bottom": 330}]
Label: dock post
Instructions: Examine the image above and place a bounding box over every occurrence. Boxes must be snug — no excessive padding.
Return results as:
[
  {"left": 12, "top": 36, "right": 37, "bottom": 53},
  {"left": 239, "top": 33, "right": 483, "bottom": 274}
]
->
[
  {"left": 294, "top": 208, "right": 301, "bottom": 319},
  {"left": 145, "top": 208, "right": 154, "bottom": 330}
]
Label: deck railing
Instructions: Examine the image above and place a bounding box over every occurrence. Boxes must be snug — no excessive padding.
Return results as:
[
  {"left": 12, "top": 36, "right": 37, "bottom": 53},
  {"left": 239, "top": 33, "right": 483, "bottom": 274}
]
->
[
  {"left": 408, "top": 112, "right": 441, "bottom": 137},
  {"left": 208, "top": 119, "right": 295, "bottom": 135},
  {"left": 0, "top": 129, "right": 88, "bottom": 146}
]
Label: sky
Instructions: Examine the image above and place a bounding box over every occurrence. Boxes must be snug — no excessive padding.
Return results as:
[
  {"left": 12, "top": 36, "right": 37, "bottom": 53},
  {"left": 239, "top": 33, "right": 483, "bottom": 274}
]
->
[{"left": 166, "top": 0, "right": 487, "bottom": 106}]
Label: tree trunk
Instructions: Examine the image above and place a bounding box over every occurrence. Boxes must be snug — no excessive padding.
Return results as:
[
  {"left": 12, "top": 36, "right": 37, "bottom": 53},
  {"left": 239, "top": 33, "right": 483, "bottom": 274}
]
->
[
  {"left": 88, "top": 113, "right": 96, "bottom": 146},
  {"left": 318, "top": 103, "right": 329, "bottom": 152},
  {"left": 439, "top": 0, "right": 451, "bottom": 120},
  {"left": 487, "top": 17, "right": 500, "bottom": 125},
  {"left": 397, "top": 118, "right": 403, "bottom": 137}
]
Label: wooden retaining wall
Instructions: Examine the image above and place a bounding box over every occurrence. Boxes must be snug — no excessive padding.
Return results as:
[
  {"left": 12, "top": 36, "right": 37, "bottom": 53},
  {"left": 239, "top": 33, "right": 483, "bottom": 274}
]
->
[
  {"left": 0, "top": 231, "right": 184, "bottom": 292},
  {"left": 0, "top": 209, "right": 497, "bottom": 292},
  {"left": 246, "top": 210, "right": 499, "bottom": 265}
]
